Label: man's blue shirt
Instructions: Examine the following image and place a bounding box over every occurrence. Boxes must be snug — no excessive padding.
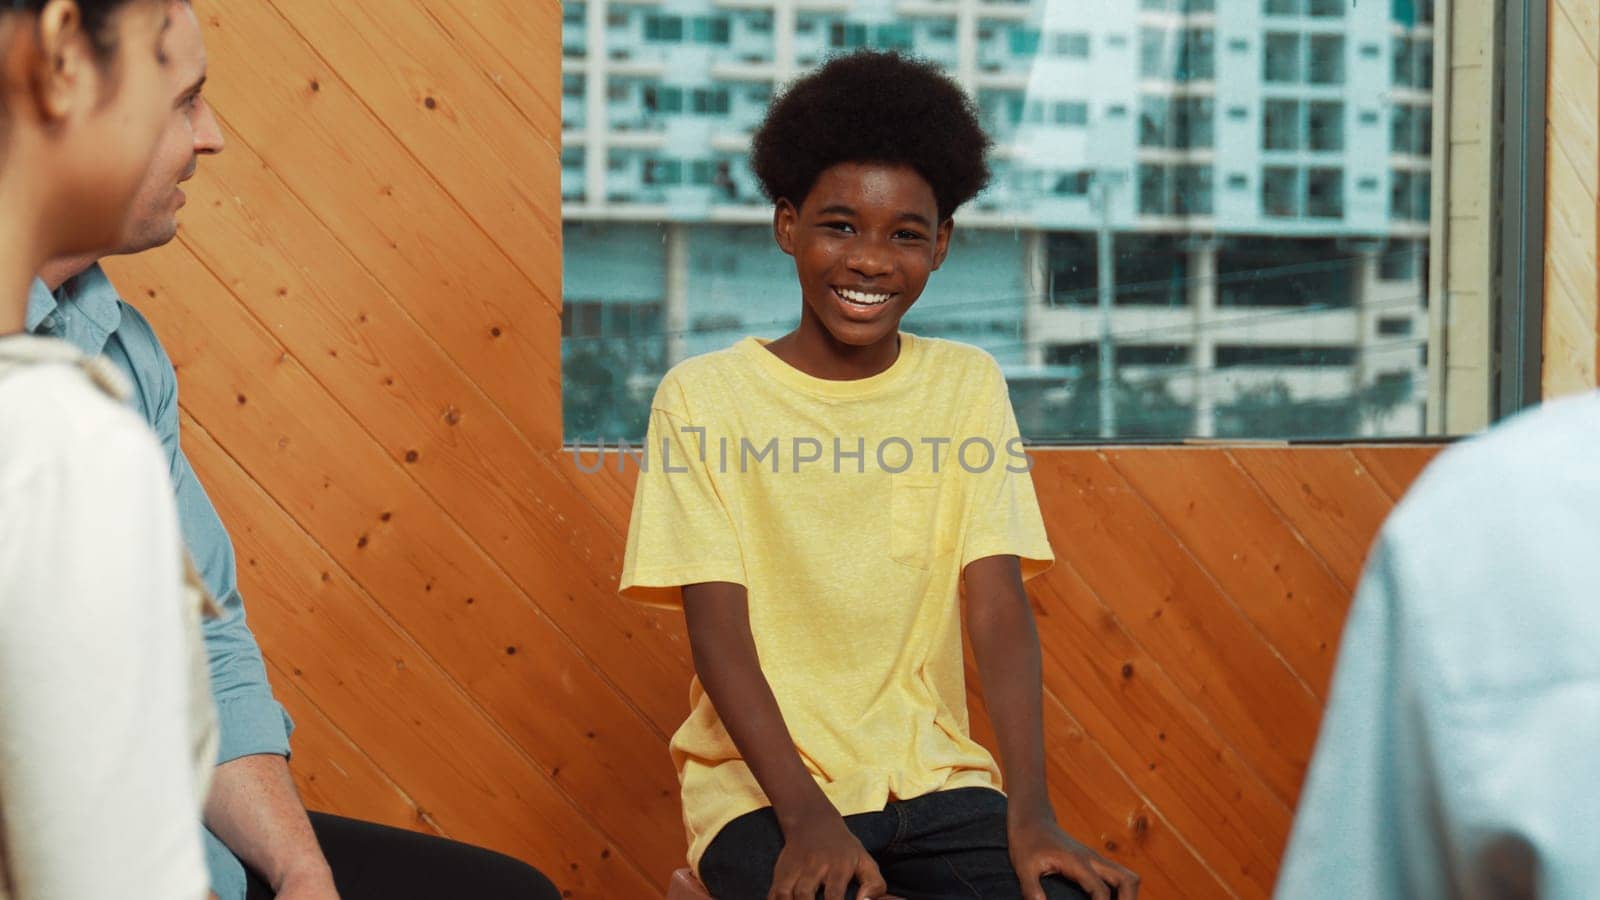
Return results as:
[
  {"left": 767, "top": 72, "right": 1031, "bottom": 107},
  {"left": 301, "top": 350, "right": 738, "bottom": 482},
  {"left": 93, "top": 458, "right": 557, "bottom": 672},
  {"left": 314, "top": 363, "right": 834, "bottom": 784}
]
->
[{"left": 28, "top": 266, "right": 293, "bottom": 900}]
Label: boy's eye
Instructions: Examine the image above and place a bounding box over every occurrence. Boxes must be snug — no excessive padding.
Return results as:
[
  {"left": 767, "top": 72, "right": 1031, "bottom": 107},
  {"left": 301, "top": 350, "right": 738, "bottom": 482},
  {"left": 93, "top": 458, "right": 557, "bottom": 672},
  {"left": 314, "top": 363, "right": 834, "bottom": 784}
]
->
[
  {"left": 821, "top": 221, "right": 855, "bottom": 234},
  {"left": 895, "top": 230, "right": 927, "bottom": 241}
]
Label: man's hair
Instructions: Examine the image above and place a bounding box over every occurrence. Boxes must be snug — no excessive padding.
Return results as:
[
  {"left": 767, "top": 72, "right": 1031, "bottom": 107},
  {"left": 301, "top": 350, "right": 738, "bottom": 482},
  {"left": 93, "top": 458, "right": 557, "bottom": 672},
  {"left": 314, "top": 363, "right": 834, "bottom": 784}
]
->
[
  {"left": 750, "top": 50, "right": 992, "bottom": 221},
  {"left": 6, "top": 0, "right": 157, "bottom": 58}
]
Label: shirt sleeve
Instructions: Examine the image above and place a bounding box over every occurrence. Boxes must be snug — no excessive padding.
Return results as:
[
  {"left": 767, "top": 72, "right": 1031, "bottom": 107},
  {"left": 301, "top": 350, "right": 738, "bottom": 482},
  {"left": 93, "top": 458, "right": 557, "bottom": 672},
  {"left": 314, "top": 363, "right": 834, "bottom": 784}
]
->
[
  {"left": 1274, "top": 530, "right": 1452, "bottom": 899},
  {"left": 117, "top": 302, "right": 293, "bottom": 763},
  {"left": 958, "top": 361, "right": 1054, "bottom": 581},
  {"left": 619, "top": 385, "right": 747, "bottom": 609},
  {"left": 0, "top": 415, "right": 211, "bottom": 900}
]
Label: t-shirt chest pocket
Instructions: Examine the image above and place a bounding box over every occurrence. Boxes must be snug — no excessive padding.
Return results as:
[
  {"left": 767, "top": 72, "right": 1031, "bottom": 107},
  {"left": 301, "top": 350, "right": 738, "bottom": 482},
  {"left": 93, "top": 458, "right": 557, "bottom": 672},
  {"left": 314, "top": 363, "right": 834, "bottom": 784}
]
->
[{"left": 889, "top": 475, "right": 952, "bottom": 570}]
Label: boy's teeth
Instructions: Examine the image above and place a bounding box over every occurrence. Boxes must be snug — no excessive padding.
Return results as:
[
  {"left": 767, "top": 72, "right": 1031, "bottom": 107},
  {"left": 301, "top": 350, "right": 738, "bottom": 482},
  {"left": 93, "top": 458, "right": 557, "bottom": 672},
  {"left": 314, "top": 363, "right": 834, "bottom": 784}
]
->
[{"left": 839, "top": 288, "right": 892, "bottom": 305}]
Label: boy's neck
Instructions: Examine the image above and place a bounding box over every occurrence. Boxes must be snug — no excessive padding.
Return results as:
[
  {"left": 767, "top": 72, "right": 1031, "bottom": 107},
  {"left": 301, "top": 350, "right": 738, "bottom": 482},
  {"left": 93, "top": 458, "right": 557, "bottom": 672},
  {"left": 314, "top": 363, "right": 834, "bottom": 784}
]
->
[{"left": 766, "top": 318, "right": 901, "bottom": 382}]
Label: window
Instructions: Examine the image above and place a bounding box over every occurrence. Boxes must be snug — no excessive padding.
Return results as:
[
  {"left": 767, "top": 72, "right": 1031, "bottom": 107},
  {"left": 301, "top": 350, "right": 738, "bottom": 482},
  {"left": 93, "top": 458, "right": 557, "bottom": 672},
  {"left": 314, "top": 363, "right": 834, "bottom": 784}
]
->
[
  {"left": 1307, "top": 101, "right": 1344, "bottom": 151},
  {"left": 1377, "top": 316, "right": 1414, "bottom": 336},
  {"left": 1217, "top": 345, "right": 1358, "bottom": 366},
  {"left": 1263, "top": 166, "right": 1299, "bottom": 216},
  {"left": 1263, "top": 99, "right": 1300, "bottom": 150},
  {"left": 565, "top": 0, "right": 1501, "bottom": 443},
  {"left": 643, "top": 14, "right": 682, "bottom": 42},
  {"left": 1053, "top": 32, "right": 1090, "bottom": 58},
  {"left": 830, "top": 21, "right": 867, "bottom": 49},
  {"left": 1264, "top": 32, "right": 1301, "bottom": 82},
  {"left": 1054, "top": 102, "right": 1090, "bottom": 126},
  {"left": 1010, "top": 27, "right": 1042, "bottom": 57},
  {"left": 1118, "top": 345, "right": 1193, "bottom": 365},
  {"left": 1305, "top": 168, "right": 1343, "bottom": 218},
  {"left": 1392, "top": 103, "right": 1433, "bottom": 155},
  {"left": 1054, "top": 171, "right": 1092, "bottom": 195},
  {"left": 1142, "top": 97, "right": 1212, "bottom": 147},
  {"left": 691, "top": 16, "right": 731, "bottom": 44}
]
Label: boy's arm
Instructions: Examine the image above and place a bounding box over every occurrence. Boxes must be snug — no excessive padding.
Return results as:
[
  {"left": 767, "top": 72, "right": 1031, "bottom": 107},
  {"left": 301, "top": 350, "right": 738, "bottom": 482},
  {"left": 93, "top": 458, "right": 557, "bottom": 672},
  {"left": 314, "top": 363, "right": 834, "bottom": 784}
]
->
[
  {"left": 683, "top": 581, "right": 887, "bottom": 900},
  {"left": 963, "top": 555, "right": 1139, "bottom": 900}
]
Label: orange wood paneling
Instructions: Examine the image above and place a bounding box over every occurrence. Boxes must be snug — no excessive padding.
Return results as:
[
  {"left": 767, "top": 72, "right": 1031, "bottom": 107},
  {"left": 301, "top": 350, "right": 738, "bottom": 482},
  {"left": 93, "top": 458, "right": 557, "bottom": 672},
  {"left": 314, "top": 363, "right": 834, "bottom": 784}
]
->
[{"left": 99, "top": 3, "right": 1467, "bottom": 898}]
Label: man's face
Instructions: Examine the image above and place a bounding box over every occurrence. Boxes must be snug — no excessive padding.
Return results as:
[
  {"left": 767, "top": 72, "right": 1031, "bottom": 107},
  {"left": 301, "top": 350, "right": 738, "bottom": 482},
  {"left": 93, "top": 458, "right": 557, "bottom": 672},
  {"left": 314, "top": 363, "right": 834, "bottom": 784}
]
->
[
  {"left": 117, "top": 0, "right": 222, "bottom": 255},
  {"left": 774, "top": 161, "right": 952, "bottom": 350}
]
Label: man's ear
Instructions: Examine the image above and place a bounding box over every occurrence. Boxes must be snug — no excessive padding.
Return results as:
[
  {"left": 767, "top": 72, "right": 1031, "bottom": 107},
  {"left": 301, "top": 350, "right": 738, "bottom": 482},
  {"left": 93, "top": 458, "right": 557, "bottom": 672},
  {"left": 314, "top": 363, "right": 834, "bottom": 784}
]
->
[
  {"left": 930, "top": 217, "right": 954, "bottom": 271},
  {"left": 30, "top": 0, "right": 94, "bottom": 124},
  {"left": 773, "top": 198, "right": 798, "bottom": 257}
]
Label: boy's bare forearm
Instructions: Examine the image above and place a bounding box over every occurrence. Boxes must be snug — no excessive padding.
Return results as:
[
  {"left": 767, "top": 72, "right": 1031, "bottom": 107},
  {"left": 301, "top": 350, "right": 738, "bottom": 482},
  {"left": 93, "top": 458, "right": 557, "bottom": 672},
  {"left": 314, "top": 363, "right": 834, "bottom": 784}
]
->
[
  {"left": 963, "top": 555, "right": 1054, "bottom": 823},
  {"left": 682, "top": 582, "right": 838, "bottom": 831}
]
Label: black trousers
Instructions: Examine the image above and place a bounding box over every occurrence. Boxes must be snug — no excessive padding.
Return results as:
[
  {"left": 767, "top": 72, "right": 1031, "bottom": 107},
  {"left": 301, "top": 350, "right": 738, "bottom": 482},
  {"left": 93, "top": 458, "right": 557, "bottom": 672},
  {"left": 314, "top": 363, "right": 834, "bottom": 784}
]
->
[
  {"left": 698, "top": 787, "right": 1093, "bottom": 900},
  {"left": 242, "top": 812, "right": 560, "bottom": 900}
]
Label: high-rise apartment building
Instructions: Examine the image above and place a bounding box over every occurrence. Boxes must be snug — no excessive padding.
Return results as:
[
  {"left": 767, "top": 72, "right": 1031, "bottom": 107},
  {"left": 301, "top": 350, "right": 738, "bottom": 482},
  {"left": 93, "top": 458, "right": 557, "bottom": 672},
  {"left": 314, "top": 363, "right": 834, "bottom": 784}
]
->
[{"left": 560, "top": 0, "right": 1438, "bottom": 441}]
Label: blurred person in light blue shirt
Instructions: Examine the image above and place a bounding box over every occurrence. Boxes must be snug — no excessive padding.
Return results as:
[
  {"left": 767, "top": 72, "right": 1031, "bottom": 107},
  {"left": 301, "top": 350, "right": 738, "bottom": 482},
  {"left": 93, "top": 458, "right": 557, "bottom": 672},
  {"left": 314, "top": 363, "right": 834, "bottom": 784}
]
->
[{"left": 1276, "top": 389, "right": 1600, "bottom": 899}]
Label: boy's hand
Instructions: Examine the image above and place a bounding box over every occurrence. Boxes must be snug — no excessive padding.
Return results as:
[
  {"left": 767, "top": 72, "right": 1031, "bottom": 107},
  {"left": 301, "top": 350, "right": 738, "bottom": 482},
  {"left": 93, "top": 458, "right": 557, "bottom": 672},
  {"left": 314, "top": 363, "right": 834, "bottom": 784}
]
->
[
  {"left": 1008, "top": 818, "right": 1139, "bottom": 900},
  {"left": 768, "top": 814, "right": 887, "bottom": 900}
]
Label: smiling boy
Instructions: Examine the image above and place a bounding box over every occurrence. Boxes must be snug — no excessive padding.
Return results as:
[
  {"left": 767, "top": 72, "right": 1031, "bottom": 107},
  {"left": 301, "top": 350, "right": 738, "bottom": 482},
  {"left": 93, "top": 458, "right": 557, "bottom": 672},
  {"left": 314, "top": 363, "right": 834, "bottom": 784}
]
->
[{"left": 621, "top": 52, "right": 1139, "bottom": 900}]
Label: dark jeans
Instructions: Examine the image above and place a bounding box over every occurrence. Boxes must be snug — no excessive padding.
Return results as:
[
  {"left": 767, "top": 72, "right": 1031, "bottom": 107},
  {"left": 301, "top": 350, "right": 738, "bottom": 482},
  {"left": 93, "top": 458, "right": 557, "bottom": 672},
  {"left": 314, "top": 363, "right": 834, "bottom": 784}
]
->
[
  {"left": 699, "top": 787, "right": 1093, "bottom": 900},
  {"left": 242, "top": 812, "right": 560, "bottom": 899}
]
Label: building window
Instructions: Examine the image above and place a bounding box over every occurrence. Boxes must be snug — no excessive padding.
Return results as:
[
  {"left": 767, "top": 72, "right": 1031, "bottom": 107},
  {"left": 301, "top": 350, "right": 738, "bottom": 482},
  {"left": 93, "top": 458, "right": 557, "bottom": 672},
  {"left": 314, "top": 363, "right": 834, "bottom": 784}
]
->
[
  {"left": 1308, "top": 34, "right": 1345, "bottom": 84},
  {"left": 1216, "top": 344, "right": 1358, "bottom": 366},
  {"left": 1264, "top": 32, "right": 1301, "bottom": 82},
  {"left": 1263, "top": 166, "right": 1300, "bottom": 216},
  {"left": 1054, "top": 102, "right": 1090, "bottom": 126},
  {"left": 1392, "top": 103, "right": 1432, "bottom": 155},
  {"left": 1308, "top": 0, "right": 1345, "bottom": 17},
  {"left": 1265, "top": 0, "right": 1300, "bottom": 14},
  {"left": 1305, "top": 167, "right": 1344, "bottom": 218},
  {"left": 830, "top": 21, "right": 867, "bottom": 49},
  {"left": 1117, "top": 344, "right": 1193, "bottom": 365},
  {"left": 1053, "top": 32, "right": 1090, "bottom": 58},
  {"left": 1142, "top": 97, "right": 1212, "bottom": 148},
  {"left": 643, "top": 14, "right": 683, "bottom": 42},
  {"left": 1263, "top": 98, "right": 1301, "bottom": 150},
  {"left": 1392, "top": 36, "right": 1434, "bottom": 89},
  {"left": 1307, "top": 101, "right": 1344, "bottom": 151},
  {"left": 1377, "top": 316, "right": 1414, "bottom": 336}
]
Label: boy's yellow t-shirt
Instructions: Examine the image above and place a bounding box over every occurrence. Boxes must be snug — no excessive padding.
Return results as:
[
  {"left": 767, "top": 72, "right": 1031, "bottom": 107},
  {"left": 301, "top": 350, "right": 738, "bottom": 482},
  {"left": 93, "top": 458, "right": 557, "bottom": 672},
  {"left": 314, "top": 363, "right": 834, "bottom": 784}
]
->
[{"left": 619, "top": 333, "right": 1054, "bottom": 871}]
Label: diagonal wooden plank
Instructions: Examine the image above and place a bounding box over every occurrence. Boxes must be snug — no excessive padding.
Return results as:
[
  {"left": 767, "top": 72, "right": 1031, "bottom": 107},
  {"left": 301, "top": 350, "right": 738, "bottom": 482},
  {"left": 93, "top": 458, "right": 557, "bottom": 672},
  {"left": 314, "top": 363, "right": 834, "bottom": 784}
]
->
[
  {"left": 267, "top": 658, "right": 443, "bottom": 837},
  {"left": 108, "top": 246, "right": 687, "bottom": 879},
  {"left": 146, "top": 122, "right": 692, "bottom": 735},
  {"left": 1024, "top": 567, "right": 1287, "bottom": 898},
  {"left": 964, "top": 677, "right": 1236, "bottom": 900},
  {"left": 261, "top": 0, "right": 562, "bottom": 302},
  {"left": 1107, "top": 448, "right": 1348, "bottom": 698},
  {"left": 1027, "top": 452, "right": 1321, "bottom": 806},
  {"left": 1349, "top": 446, "right": 1442, "bottom": 502},
  {"left": 182, "top": 414, "right": 661, "bottom": 897},
  {"left": 191, "top": 6, "right": 562, "bottom": 445},
  {"left": 1227, "top": 449, "right": 1396, "bottom": 591}
]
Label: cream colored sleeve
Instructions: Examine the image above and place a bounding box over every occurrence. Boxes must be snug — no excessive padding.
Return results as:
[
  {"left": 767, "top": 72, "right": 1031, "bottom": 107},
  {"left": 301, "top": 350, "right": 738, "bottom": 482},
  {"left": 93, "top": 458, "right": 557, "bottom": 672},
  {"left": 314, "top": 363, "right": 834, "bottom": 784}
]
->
[{"left": 0, "top": 415, "right": 210, "bottom": 900}]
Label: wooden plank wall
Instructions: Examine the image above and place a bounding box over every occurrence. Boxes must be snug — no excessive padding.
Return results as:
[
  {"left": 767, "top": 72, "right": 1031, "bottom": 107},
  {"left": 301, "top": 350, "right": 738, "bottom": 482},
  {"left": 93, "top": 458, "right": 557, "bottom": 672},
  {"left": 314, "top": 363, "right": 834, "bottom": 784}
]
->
[
  {"left": 94, "top": 2, "right": 1482, "bottom": 898},
  {"left": 1543, "top": 0, "right": 1599, "bottom": 394}
]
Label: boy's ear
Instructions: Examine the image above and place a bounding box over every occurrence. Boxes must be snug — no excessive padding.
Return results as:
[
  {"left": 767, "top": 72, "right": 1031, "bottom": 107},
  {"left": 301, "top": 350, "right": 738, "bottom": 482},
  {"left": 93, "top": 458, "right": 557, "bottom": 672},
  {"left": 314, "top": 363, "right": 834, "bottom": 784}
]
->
[
  {"left": 930, "top": 217, "right": 954, "bottom": 271},
  {"left": 773, "top": 198, "right": 798, "bottom": 257}
]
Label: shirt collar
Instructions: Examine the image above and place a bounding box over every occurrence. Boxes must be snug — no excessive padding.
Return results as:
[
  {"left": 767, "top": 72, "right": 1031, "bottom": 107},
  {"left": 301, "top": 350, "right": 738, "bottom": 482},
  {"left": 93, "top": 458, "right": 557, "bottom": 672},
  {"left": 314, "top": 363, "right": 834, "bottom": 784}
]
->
[
  {"left": 27, "top": 264, "right": 122, "bottom": 354},
  {"left": 24, "top": 278, "right": 57, "bottom": 333}
]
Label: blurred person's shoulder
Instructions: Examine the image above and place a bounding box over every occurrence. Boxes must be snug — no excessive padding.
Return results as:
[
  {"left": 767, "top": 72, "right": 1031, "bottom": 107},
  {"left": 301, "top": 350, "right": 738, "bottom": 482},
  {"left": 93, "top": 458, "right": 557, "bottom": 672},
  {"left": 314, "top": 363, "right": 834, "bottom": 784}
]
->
[
  {"left": 1391, "top": 390, "right": 1600, "bottom": 535},
  {"left": 0, "top": 341, "right": 165, "bottom": 492},
  {"left": 1379, "top": 390, "right": 1600, "bottom": 691}
]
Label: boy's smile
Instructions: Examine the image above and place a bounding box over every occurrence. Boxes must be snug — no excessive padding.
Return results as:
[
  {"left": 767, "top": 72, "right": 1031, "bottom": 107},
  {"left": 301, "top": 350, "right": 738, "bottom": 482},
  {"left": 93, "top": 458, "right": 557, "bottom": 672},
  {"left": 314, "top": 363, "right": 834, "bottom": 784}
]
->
[{"left": 770, "top": 161, "right": 953, "bottom": 380}]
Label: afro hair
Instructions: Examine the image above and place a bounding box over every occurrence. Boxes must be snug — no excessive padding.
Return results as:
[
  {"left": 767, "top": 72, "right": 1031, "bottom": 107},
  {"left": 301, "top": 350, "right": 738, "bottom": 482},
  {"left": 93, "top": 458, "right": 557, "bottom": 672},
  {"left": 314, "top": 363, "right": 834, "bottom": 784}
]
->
[{"left": 750, "top": 51, "right": 992, "bottom": 221}]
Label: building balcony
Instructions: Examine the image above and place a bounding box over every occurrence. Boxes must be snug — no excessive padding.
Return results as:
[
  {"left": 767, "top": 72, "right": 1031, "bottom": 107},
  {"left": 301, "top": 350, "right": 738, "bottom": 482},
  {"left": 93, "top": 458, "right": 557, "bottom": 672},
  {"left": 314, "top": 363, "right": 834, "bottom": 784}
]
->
[{"left": 711, "top": 60, "right": 778, "bottom": 82}]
